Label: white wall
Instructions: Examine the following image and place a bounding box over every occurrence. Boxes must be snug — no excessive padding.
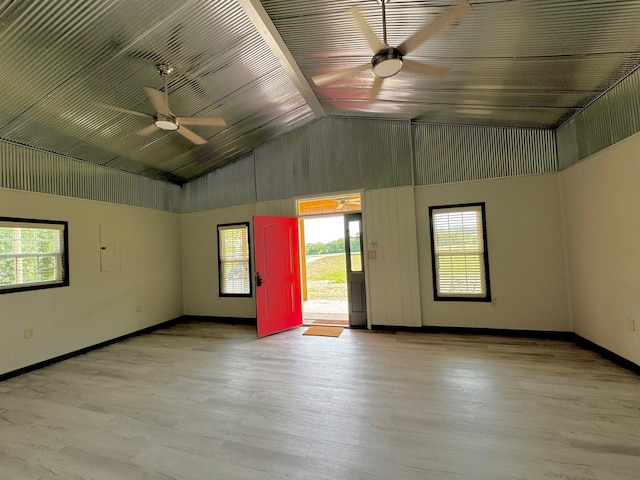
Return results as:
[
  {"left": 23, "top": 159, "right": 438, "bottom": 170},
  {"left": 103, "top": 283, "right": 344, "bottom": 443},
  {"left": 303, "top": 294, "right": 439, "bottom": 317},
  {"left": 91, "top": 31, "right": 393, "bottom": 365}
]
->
[
  {"left": 181, "top": 180, "right": 571, "bottom": 333},
  {"left": 181, "top": 204, "right": 257, "bottom": 318},
  {"left": 0, "top": 188, "right": 183, "bottom": 375},
  {"left": 181, "top": 199, "right": 297, "bottom": 319},
  {"left": 364, "top": 187, "right": 422, "bottom": 327},
  {"left": 560, "top": 132, "right": 640, "bottom": 365},
  {"left": 255, "top": 199, "right": 295, "bottom": 217},
  {"left": 415, "top": 174, "right": 571, "bottom": 331},
  {"left": 3, "top": 133, "right": 637, "bottom": 374}
]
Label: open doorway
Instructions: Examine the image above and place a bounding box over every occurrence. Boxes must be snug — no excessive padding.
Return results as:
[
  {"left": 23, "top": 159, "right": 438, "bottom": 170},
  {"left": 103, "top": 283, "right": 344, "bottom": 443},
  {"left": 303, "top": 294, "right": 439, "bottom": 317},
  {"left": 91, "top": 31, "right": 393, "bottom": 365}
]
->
[
  {"left": 301, "top": 215, "right": 349, "bottom": 326},
  {"left": 297, "top": 193, "right": 366, "bottom": 328}
]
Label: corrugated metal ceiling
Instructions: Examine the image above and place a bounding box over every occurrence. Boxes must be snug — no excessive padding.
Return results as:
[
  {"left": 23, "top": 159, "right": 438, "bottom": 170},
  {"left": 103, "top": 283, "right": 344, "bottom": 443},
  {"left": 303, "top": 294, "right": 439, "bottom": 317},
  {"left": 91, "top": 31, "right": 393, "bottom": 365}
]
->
[{"left": 0, "top": 0, "right": 639, "bottom": 184}]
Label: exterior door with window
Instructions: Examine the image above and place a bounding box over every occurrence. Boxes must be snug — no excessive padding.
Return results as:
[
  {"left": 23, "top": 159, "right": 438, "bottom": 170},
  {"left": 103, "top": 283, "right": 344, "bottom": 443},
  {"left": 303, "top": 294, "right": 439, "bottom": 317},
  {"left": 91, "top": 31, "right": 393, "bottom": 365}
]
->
[
  {"left": 253, "top": 215, "right": 302, "bottom": 337},
  {"left": 344, "top": 213, "right": 367, "bottom": 328}
]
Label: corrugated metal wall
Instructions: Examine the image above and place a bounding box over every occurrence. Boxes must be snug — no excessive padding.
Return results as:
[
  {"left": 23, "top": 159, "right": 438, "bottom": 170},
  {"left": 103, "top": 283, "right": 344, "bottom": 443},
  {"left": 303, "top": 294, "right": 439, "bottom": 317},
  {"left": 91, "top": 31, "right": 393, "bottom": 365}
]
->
[
  {"left": 182, "top": 117, "right": 559, "bottom": 211},
  {"left": 413, "top": 124, "right": 557, "bottom": 186},
  {"left": 557, "top": 66, "right": 640, "bottom": 170},
  {"left": 254, "top": 118, "right": 414, "bottom": 201},
  {"left": 0, "top": 140, "right": 181, "bottom": 211},
  {"left": 181, "top": 154, "right": 256, "bottom": 212},
  {"left": 182, "top": 116, "right": 415, "bottom": 210}
]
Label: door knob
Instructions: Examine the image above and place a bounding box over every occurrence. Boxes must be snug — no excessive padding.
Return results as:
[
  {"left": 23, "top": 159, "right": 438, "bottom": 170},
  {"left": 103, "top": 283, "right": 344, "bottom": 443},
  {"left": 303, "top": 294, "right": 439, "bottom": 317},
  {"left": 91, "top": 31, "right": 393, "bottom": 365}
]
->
[{"left": 256, "top": 272, "right": 263, "bottom": 287}]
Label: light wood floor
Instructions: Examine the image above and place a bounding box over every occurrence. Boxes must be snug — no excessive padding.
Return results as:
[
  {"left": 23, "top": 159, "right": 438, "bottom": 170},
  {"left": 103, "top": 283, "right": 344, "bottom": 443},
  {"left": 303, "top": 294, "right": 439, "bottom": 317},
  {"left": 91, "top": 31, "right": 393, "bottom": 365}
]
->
[{"left": 1, "top": 322, "right": 639, "bottom": 479}]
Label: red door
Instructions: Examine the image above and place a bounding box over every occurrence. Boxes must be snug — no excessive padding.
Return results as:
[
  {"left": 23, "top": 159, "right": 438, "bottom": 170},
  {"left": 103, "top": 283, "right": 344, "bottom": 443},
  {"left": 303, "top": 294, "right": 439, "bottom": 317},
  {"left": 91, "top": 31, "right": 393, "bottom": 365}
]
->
[{"left": 254, "top": 215, "right": 302, "bottom": 337}]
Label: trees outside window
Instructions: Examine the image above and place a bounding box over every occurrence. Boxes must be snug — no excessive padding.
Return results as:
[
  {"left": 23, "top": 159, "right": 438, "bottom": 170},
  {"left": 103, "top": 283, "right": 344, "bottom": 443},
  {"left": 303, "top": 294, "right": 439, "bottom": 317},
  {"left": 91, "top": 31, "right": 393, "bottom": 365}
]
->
[
  {"left": 0, "top": 218, "right": 69, "bottom": 294},
  {"left": 429, "top": 203, "right": 491, "bottom": 302}
]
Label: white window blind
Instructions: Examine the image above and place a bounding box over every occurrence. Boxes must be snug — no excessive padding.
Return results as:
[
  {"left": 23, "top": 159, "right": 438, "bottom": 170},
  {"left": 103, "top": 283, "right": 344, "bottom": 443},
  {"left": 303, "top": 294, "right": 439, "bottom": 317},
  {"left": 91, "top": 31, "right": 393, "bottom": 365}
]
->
[
  {"left": 218, "top": 224, "right": 251, "bottom": 296},
  {"left": 0, "top": 220, "right": 68, "bottom": 292},
  {"left": 430, "top": 204, "right": 490, "bottom": 300}
]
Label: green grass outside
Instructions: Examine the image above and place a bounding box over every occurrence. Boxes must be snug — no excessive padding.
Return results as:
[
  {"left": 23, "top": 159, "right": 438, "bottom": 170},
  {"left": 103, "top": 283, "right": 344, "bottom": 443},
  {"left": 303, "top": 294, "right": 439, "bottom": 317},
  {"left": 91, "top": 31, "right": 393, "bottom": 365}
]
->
[{"left": 305, "top": 253, "right": 361, "bottom": 300}]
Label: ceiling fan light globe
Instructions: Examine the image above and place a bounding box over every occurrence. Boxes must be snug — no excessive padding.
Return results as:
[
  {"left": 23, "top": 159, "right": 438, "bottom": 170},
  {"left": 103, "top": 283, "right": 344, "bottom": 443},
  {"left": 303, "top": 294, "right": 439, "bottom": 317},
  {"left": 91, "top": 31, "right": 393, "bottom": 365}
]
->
[
  {"left": 371, "top": 48, "right": 403, "bottom": 78},
  {"left": 372, "top": 58, "right": 403, "bottom": 78},
  {"left": 154, "top": 118, "right": 179, "bottom": 131}
]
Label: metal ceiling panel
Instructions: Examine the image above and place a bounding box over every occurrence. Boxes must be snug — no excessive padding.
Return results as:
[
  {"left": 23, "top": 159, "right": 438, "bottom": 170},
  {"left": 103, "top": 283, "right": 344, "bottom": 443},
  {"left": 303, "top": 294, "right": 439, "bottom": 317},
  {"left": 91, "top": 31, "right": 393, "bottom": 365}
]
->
[
  {"left": 264, "top": 0, "right": 640, "bottom": 129},
  {"left": 1, "top": 0, "right": 640, "bottom": 184},
  {"left": 0, "top": 0, "right": 317, "bottom": 183}
]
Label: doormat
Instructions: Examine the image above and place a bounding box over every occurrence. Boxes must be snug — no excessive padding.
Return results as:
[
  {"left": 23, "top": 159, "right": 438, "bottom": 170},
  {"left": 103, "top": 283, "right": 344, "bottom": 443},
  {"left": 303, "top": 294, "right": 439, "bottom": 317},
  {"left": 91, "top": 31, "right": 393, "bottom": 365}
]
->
[
  {"left": 303, "top": 326, "right": 344, "bottom": 337},
  {"left": 312, "top": 319, "right": 349, "bottom": 326}
]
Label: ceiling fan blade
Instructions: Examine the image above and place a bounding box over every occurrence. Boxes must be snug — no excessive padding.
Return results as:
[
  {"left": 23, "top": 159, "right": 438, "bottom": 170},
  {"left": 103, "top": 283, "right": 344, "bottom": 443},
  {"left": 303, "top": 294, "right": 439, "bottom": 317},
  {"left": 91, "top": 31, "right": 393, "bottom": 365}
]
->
[
  {"left": 136, "top": 124, "right": 158, "bottom": 136},
  {"left": 144, "top": 87, "right": 172, "bottom": 117},
  {"left": 177, "top": 117, "right": 226, "bottom": 128},
  {"left": 397, "top": 0, "right": 471, "bottom": 56},
  {"left": 351, "top": 7, "right": 387, "bottom": 53},
  {"left": 177, "top": 126, "right": 208, "bottom": 145},
  {"left": 368, "top": 77, "right": 384, "bottom": 103},
  {"left": 94, "top": 102, "right": 150, "bottom": 118},
  {"left": 312, "top": 63, "right": 371, "bottom": 87},
  {"left": 402, "top": 59, "right": 450, "bottom": 78}
]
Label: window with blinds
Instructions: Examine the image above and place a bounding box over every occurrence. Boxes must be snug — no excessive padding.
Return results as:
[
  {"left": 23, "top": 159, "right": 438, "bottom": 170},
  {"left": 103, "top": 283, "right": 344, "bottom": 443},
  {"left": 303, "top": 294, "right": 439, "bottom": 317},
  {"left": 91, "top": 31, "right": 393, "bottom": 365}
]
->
[
  {"left": 428, "top": 203, "right": 491, "bottom": 301},
  {"left": 217, "top": 223, "right": 251, "bottom": 297},
  {"left": 0, "top": 217, "right": 69, "bottom": 294}
]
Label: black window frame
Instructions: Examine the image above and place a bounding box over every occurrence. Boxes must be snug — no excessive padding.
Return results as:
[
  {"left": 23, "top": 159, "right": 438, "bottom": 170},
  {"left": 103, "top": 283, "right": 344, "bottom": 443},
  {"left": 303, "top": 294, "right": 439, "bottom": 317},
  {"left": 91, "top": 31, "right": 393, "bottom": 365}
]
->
[
  {"left": 0, "top": 216, "right": 70, "bottom": 295},
  {"left": 428, "top": 202, "right": 491, "bottom": 302},
  {"left": 217, "top": 222, "right": 252, "bottom": 298}
]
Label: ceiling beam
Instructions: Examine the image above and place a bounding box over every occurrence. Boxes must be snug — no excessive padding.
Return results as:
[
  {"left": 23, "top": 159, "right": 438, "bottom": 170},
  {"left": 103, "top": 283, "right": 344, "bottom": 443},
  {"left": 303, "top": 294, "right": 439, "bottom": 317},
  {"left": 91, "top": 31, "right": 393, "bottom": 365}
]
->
[{"left": 237, "top": 0, "right": 327, "bottom": 118}]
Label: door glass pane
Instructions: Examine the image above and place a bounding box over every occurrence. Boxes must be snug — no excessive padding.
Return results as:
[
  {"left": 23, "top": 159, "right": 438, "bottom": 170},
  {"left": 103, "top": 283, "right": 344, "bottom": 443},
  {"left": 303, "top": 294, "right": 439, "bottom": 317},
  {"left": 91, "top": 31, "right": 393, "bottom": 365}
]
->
[{"left": 348, "top": 220, "right": 362, "bottom": 272}]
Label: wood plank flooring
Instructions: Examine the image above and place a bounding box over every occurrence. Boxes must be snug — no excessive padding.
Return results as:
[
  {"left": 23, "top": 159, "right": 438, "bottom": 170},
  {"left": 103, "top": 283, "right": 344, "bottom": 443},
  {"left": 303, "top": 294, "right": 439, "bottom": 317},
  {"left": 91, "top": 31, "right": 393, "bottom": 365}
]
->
[{"left": 1, "top": 321, "right": 639, "bottom": 479}]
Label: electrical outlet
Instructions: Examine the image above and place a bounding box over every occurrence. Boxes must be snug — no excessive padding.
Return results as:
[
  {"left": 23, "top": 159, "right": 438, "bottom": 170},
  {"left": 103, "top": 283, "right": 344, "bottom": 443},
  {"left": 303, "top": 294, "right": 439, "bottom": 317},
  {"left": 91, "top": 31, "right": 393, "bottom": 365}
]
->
[
  {"left": 24, "top": 329, "right": 33, "bottom": 339},
  {"left": 627, "top": 318, "right": 636, "bottom": 332},
  {"left": 136, "top": 305, "right": 142, "bottom": 313}
]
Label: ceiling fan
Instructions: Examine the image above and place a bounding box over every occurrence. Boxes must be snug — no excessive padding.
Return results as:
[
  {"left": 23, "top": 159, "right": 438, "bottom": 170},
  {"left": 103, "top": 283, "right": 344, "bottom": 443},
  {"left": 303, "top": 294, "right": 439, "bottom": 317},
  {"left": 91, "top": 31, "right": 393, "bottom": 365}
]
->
[
  {"left": 96, "top": 64, "right": 226, "bottom": 145},
  {"left": 311, "top": 0, "right": 471, "bottom": 102}
]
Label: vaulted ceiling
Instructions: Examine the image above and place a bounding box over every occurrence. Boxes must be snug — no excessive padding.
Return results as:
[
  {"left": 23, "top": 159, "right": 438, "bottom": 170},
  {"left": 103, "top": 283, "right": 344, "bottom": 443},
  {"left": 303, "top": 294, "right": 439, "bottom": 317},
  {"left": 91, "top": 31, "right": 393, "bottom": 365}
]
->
[{"left": 1, "top": 0, "right": 639, "bottom": 184}]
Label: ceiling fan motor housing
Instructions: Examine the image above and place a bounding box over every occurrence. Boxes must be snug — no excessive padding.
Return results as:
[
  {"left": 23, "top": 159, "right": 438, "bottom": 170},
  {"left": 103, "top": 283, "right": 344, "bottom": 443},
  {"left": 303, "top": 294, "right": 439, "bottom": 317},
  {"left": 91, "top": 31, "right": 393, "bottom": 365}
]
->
[{"left": 371, "top": 47, "right": 403, "bottom": 78}]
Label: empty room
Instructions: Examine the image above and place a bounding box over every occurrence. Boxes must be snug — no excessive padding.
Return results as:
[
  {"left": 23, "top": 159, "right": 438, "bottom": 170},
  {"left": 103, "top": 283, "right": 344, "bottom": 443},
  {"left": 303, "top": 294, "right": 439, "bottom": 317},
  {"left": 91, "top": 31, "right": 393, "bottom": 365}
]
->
[{"left": 1, "top": 0, "right": 640, "bottom": 478}]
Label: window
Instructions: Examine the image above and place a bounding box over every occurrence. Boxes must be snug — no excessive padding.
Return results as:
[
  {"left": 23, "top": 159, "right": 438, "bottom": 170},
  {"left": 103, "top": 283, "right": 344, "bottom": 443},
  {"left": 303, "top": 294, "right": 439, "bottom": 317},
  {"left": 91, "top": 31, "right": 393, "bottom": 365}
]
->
[
  {"left": 0, "top": 217, "right": 69, "bottom": 294},
  {"left": 429, "top": 203, "right": 491, "bottom": 301},
  {"left": 218, "top": 223, "right": 251, "bottom": 297},
  {"left": 297, "top": 193, "right": 361, "bottom": 216},
  {"left": 347, "top": 219, "right": 362, "bottom": 272}
]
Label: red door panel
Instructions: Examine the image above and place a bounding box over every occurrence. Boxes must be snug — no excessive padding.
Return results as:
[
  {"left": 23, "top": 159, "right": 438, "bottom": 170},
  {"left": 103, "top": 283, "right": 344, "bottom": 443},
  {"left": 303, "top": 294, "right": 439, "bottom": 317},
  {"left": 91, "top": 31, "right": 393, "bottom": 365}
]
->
[{"left": 254, "top": 215, "right": 302, "bottom": 337}]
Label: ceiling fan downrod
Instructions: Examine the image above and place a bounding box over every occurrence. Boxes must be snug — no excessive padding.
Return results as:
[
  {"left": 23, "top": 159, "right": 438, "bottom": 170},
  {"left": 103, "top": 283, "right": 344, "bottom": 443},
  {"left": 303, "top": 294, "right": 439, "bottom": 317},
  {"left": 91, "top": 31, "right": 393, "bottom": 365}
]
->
[
  {"left": 381, "top": 0, "right": 388, "bottom": 45},
  {"left": 372, "top": 1, "right": 403, "bottom": 79},
  {"left": 153, "top": 63, "right": 179, "bottom": 131}
]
